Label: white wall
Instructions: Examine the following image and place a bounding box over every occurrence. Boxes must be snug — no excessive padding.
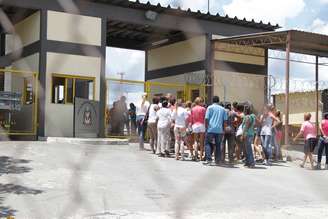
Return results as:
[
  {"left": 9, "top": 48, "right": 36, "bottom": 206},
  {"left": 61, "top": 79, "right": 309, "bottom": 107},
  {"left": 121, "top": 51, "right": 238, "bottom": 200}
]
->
[
  {"left": 274, "top": 92, "right": 322, "bottom": 125},
  {"left": 213, "top": 70, "right": 266, "bottom": 112},
  {"left": 47, "top": 11, "right": 101, "bottom": 46},
  {"left": 6, "top": 12, "right": 40, "bottom": 54},
  {"left": 148, "top": 36, "right": 206, "bottom": 71}
]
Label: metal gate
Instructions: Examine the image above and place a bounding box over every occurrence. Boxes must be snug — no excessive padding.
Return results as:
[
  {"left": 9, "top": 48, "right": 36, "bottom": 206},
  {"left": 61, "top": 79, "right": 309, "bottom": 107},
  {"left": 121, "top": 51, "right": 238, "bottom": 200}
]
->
[
  {"left": 0, "top": 68, "right": 38, "bottom": 136},
  {"left": 105, "top": 78, "right": 206, "bottom": 138}
]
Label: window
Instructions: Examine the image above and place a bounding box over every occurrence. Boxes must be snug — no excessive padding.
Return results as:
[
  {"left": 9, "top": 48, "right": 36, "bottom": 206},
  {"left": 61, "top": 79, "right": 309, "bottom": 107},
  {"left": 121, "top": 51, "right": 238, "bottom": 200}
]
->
[
  {"left": 24, "top": 78, "right": 34, "bottom": 105},
  {"left": 52, "top": 74, "right": 95, "bottom": 104}
]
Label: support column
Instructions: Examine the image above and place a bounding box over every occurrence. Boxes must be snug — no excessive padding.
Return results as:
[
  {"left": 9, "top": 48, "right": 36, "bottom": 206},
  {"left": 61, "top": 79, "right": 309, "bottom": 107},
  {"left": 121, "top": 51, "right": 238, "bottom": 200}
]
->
[
  {"left": 37, "top": 9, "right": 48, "bottom": 138},
  {"left": 0, "top": 33, "right": 5, "bottom": 57},
  {"left": 98, "top": 17, "right": 107, "bottom": 138},
  {"left": 205, "top": 33, "right": 213, "bottom": 104},
  {"left": 315, "top": 56, "right": 319, "bottom": 135},
  {"left": 284, "top": 31, "right": 291, "bottom": 146}
]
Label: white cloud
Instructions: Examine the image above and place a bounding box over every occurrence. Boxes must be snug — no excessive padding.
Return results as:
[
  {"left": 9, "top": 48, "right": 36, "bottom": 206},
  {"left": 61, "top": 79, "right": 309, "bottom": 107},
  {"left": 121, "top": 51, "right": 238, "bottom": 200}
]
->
[
  {"left": 106, "top": 48, "right": 145, "bottom": 81},
  {"left": 223, "top": 0, "right": 305, "bottom": 27},
  {"left": 310, "top": 18, "right": 328, "bottom": 35},
  {"left": 320, "top": 0, "right": 328, "bottom": 4}
]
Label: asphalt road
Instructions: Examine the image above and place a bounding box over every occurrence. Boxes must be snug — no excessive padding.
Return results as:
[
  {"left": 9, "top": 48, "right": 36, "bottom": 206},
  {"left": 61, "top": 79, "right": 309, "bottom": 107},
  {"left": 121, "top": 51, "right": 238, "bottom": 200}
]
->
[{"left": 0, "top": 141, "right": 327, "bottom": 219}]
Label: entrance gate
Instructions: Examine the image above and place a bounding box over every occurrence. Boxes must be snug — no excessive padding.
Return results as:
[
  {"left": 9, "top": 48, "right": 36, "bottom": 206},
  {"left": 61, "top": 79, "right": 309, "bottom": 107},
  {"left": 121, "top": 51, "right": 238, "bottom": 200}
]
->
[
  {"left": 0, "top": 69, "right": 38, "bottom": 136},
  {"left": 105, "top": 78, "right": 205, "bottom": 138}
]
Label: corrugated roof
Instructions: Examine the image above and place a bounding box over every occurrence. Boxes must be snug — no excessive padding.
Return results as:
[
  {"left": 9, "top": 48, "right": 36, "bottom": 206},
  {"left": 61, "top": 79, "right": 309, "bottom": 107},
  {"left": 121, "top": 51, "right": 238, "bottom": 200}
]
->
[
  {"left": 97, "top": 0, "right": 279, "bottom": 31},
  {"left": 217, "top": 30, "right": 328, "bottom": 57}
]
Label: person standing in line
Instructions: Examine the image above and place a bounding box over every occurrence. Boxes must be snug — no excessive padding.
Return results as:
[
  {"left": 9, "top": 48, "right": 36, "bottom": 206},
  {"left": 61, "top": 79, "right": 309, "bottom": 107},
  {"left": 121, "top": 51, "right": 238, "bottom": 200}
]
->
[
  {"left": 172, "top": 99, "right": 189, "bottom": 161},
  {"left": 169, "top": 98, "right": 177, "bottom": 153},
  {"left": 147, "top": 97, "right": 160, "bottom": 154},
  {"left": 128, "top": 103, "right": 137, "bottom": 135},
  {"left": 156, "top": 100, "right": 172, "bottom": 157},
  {"left": 317, "top": 113, "right": 328, "bottom": 170},
  {"left": 222, "top": 103, "right": 237, "bottom": 164},
  {"left": 203, "top": 96, "right": 227, "bottom": 165},
  {"left": 259, "top": 104, "right": 277, "bottom": 165},
  {"left": 293, "top": 113, "right": 317, "bottom": 169},
  {"left": 273, "top": 110, "right": 283, "bottom": 161},
  {"left": 241, "top": 104, "right": 256, "bottom": 168},
  {"left": 136, "top": 93, "right": 150, "bottom": 150},
  {"left": 185, "top": 101, "right": 194, "bottom": 159},
  {"left": 235, "top": 104, "right": 245, "bottom": 161},
  {"left": 190, "top": 97, "right": 207, "bottom": 161}
]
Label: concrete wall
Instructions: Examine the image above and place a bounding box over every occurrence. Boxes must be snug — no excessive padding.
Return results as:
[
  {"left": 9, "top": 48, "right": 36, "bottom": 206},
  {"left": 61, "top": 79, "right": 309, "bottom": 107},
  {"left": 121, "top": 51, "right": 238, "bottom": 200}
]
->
[
  {"left": 274, "top": 91, "right": 322, "bottom": 125},
  {"left": 213, "top": 70, "right": 265, "bottom": 112},
  {"left": 5, "top": 12, "right": 40, "bottom": 54},
  {"left": 47, "top": 11, "right": 101, "bottom": 46},
  {"left": 148, "top": 36, "right": 206, "bottom": 71},
  {"left": 213, "top": 41, "right": 266, "bottom": 112}
]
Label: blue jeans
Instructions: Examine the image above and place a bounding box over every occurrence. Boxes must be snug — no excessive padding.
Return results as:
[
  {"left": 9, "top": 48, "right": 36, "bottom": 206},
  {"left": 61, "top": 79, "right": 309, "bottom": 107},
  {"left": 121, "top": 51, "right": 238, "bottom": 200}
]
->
[
  {"left": 205, "top": 133, "right": 224, "bottom": 162},
  {"left": 261, "top": 135, "right": 272, "bottom": 160},
  {"left": 270, "top": 130, "right": 280, "bottom": 159},
  {"left": 136, "top": 115, "right": 147, "bottom": 149},
  {"left": 318, "top": 137, "right": 328, "bottom": 164},
  {"left": 245, "top": 135, "right": 255, "bottom": 166}
]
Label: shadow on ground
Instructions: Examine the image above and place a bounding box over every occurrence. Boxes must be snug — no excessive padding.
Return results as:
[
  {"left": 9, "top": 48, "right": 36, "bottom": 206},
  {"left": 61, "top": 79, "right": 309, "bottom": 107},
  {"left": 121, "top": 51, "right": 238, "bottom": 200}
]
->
[{"left": 0, "top": 156, "right": 43, "bottom": 217}]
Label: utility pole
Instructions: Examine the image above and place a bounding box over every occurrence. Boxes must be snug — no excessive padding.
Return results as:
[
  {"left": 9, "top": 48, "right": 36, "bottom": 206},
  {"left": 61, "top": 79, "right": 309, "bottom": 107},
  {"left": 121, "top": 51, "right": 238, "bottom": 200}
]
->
[
  {"left": 208, "top": 0, "right": 210, "bottom": 13},
  {"left": 117, "top": 72, "right": 125, "bottom": 96}
]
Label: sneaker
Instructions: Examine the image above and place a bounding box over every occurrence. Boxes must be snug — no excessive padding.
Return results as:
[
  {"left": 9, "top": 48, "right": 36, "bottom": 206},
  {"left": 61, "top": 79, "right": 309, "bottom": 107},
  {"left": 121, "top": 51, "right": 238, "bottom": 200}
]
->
[
  {"left": 317, "top": 163, "right": 321, "bottom": 170},
  {"left": 265, "top": 160, "right": 271, "bottom": 166},
  {"left": 299, "top": 164, "right": 305, "bottom": 168},
  {"left": 203, "top": 160, "right": 211, "bottom": 165},
  {"left": 158, "top": 153, "right": 165, "bottom": 157}
]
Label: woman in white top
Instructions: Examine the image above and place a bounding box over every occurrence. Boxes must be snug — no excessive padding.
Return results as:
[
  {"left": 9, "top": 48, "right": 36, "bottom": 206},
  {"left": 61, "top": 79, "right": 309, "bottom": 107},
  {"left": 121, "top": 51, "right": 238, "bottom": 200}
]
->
[
  {"left": 136, "top": 94, "right": 150, "bottom": 150},
  {"left": 172, "top": 99, "right": 189, "bottom": 160},
  {"left": 156, "top": 100, "right": 172, "bottom": 157},
  {"left": 260, "top": 104, "right": 277, "bottom": 165},
  {"left": 147, "top": 97, "right": 159, "bottom": 154}
]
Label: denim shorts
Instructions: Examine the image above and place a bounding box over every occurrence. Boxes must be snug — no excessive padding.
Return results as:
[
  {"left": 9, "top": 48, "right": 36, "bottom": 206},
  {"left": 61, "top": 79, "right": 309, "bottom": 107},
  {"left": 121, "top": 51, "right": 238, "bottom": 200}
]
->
[{"left": 304, "top": 138, "right": 317, "bottom": 153}]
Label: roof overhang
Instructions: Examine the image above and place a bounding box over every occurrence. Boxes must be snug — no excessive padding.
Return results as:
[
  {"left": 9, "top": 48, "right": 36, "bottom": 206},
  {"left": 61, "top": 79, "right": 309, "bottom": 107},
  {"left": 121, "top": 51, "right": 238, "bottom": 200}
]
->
[{"left": 216, "top": 30, "right": 328, "bottom": 58}]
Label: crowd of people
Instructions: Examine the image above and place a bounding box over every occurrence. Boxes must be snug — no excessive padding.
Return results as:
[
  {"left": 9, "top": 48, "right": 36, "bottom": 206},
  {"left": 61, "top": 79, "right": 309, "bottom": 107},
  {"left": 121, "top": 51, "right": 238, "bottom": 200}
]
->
[{"left": 112, "top": 92, "right": 328, "bottom": 170}]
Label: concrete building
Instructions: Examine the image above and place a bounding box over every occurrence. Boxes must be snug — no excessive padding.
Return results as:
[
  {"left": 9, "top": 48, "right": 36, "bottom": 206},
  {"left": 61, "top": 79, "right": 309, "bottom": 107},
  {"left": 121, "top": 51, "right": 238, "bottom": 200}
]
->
[{"left": 0, "top": 0, "right": 278, "bottom": 138}]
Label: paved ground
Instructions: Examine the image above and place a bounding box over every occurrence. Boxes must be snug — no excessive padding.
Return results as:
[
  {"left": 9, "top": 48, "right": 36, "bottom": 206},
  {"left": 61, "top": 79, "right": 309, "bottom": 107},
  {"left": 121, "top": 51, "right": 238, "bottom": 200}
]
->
[{"left": 0, "top": 141, "right": 327, "bottom": 219}]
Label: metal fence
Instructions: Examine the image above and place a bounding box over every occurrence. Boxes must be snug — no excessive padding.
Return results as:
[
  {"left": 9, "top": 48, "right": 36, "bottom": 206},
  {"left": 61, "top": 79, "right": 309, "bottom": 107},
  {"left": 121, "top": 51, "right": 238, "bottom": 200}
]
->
[{"left": 105, "top": 78, "right": 206, "bottom": 138}]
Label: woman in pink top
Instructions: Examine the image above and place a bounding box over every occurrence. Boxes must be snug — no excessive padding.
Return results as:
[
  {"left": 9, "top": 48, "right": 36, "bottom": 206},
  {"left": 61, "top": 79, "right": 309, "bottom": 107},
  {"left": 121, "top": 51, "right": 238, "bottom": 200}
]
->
[
  {"left": 190, "top": 97, "right": 206, "bottom": 161},
  {"left": 317, "top": 113, "right": 328, "bottom": 170},
  {"left": 293, "top": 113, "right": 317, "bottom": 169}
]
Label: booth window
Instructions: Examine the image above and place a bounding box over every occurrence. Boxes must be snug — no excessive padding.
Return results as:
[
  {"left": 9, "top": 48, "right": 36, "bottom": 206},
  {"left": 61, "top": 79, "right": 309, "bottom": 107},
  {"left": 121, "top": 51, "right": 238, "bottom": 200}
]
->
[
  {"left": 52, "top": 74, "right": 95, "bottom": 104},
  {"left": 24, "top": 78, "right": 34, "bottom": 105}
]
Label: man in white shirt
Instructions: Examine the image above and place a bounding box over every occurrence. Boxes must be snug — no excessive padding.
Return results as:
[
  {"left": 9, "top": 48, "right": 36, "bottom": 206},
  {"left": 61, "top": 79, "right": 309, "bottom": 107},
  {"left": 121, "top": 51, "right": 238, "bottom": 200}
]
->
[{"left": 136, "top": 93, "right": 150, "bottom": 150}]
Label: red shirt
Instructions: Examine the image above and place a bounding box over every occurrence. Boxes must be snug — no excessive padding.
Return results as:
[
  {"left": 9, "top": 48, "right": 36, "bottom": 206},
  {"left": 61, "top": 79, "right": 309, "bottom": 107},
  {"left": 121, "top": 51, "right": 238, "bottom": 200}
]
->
[
  {"left": 321, "top": 119, "right": 328, "bottom": 136},
  {"left": 190, "top": 105, "right": 206, "bottom": 125}
]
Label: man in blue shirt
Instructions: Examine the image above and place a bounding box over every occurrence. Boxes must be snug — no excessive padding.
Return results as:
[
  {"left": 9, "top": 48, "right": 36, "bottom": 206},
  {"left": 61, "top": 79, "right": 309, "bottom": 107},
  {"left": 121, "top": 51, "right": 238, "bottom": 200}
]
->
[{"left": 204, "top": 96, "right": 228, "bottom": 165}]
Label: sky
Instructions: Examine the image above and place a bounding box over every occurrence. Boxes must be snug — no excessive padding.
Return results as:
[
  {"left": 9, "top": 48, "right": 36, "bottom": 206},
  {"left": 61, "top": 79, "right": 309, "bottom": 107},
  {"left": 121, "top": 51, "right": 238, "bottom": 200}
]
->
[{"left": 106, "top": 0, "right": 328, "bottom": 93}]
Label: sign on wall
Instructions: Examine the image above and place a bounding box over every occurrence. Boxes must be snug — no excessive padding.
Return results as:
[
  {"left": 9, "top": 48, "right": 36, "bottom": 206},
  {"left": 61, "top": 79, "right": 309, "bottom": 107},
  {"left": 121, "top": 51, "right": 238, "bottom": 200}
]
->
[{"left": 74, "top": 97, "right": 99, "bottom": 138}]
